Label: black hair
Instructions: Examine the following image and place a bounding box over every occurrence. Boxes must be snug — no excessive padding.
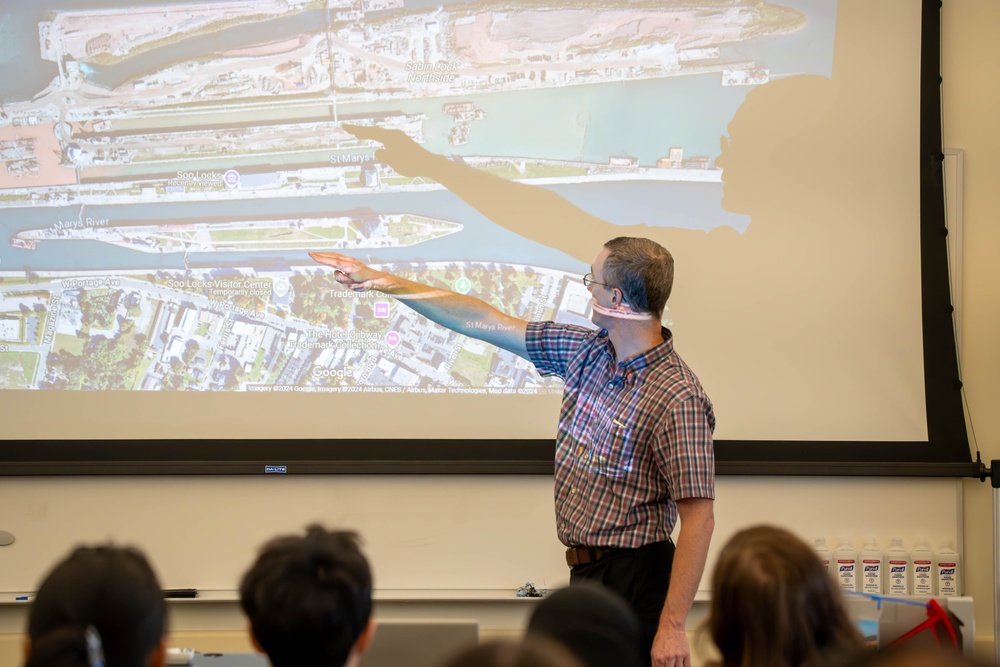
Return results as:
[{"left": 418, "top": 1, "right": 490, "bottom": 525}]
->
[
  {"left": 527, "top": 583, "right": 643, "bottom": 667},
  {"left": 26, "top": 545, "right": 166, "bottom": 667},
  {"left": 239, "top": 525, "right": 372, "bottom": 667}
]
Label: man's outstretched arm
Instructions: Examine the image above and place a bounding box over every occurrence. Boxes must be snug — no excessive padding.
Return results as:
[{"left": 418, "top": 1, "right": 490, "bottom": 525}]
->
[{"left": 309, "top": 251, "right": 529, "bottom": 359}]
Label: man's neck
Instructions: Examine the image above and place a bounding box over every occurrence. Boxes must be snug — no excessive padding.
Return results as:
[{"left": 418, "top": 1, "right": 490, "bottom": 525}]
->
[{"left": 605, "top": 320, "right": 665, "bottom": 362}]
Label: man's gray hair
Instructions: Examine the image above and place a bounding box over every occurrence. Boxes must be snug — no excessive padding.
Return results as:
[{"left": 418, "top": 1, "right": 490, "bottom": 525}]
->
[{"left": 602, "top": 237, "right": 674, "bottom": 317}]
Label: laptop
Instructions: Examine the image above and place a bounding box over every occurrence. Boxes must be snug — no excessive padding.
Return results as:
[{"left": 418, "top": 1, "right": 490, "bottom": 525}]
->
[
  {"left": 359, "top": 620, "right": 480, "bottom": 667},
  {"left": 188, "top": 619, "right": 479, "bottom": 667}
]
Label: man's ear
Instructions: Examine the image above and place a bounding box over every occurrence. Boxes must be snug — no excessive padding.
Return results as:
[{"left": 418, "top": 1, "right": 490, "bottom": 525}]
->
[
  {"left": 354, "top": 618, "right": 376, "bottom": 655},
  {"left": 147, "top": 636, "right": 168, "bottom": 667},
  {"left": 247, "top": 621, "right": 265, "bottom": 654}
]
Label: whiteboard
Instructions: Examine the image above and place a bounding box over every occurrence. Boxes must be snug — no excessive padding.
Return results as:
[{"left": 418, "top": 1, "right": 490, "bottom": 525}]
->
[{"left": 0, "top": 475, "right": 963, "bottom": 597}]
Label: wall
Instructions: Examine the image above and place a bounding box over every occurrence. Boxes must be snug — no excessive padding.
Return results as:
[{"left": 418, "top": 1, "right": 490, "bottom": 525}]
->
[
  {"left": 942, "top": 0, "right": 1000, "bottom": 661},
  {"left": 0, "top": 476, "right": 964, "bottom": 665},
  {"left": 0, "top": 476, "right": 963, "bottom": 596}
]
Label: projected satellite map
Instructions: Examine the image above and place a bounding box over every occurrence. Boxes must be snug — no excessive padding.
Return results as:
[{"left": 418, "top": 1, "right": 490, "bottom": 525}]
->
[{"left": 0, "top": 0, "right": 830, "bottom": 393}]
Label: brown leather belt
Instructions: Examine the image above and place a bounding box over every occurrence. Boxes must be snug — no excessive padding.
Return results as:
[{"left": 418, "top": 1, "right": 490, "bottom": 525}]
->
[{"left": 565, "top": 546, "right": 616, "bottom": 567}]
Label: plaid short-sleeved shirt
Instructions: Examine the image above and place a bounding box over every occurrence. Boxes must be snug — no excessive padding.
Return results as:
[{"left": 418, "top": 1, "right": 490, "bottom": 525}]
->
[{"left": 526, "top": 321, "right": 715, "bottom": 549}]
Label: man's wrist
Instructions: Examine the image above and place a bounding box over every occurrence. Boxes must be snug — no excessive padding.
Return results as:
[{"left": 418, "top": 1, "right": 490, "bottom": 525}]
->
[
  {"left": 660, "top": 620, "right": 685, "bottom": 632},
  {"left": 658, "top": 609, "right": 687, "bottom": 632},
  {"left": 372, "top": 273, "right": 400, "bottom": 295}
]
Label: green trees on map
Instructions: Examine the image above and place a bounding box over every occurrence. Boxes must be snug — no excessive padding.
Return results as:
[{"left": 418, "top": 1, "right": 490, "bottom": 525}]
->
[
  {"left": 78, "top": 289, "right": 120, "bottom": 335},
  {"left": 46, "top": 336, "right": 144, "bottom": 390},
  {"left": 289, "top": 273, "right": 350, "bottom": 327}
]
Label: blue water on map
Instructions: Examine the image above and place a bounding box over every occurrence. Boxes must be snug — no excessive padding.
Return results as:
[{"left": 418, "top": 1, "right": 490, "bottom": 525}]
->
[
  {"left": 0, "top": 0, "right": 836, "bottom": 161},
  {"left": 0, "top": 0, "right": 837, "bottom": 272},
  {"left": 0, "top": 179, "right": 735, "bottom": 272}
]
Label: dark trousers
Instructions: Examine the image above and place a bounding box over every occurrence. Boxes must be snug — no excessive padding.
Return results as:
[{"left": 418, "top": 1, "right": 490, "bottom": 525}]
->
[{"left": 569, "top": 540, "right": 675, "bottom": 667}]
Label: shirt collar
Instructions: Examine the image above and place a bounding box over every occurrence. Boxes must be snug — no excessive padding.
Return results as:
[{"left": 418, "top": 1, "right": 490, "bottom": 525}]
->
[{"left": 597, "top": 326, "right": 675, "bottom": 372}]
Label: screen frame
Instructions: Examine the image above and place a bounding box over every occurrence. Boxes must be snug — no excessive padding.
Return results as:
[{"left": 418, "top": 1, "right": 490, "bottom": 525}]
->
[{"left": 0, "top": 0, "right": 974, "bottom": 477}]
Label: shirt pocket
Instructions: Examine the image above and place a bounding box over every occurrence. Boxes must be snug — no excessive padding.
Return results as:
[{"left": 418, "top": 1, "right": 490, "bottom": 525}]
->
[{"left": 588, "top": 416, "right": 636, "bottom": 478}]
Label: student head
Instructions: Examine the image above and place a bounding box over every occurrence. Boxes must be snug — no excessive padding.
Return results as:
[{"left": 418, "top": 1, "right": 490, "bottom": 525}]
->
[
  {"left": 708, "top": 525, "right": 864, "bottom": 667},
  {"left": 25, "top": 545, "right": 167, "bottom": 667},
  {"left": 239, "top": 525, "right": 374, "bottom": 667},
  {"left": 439, "top": 638, "right": 584, "bottom": 667},
  {"left": 526, "top": 583, "right": 643, "bottom": 667}
]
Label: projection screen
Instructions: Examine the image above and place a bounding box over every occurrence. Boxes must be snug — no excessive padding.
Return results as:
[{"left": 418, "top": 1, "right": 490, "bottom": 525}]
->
[{"left": 0, "top": 0, "right": 970, "bottom": 472}]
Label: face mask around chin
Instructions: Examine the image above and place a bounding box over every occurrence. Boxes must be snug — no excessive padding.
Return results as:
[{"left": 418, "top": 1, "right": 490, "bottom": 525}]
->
[{"left": 590, "top": 297, "right": 655, "bottom": 321}]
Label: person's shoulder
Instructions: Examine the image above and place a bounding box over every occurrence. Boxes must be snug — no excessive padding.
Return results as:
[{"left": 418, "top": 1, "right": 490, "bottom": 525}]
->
[
  {"left": 647, "top": 350, "right": 710, "bottom": 400},
  {"left": 533, "top": 320, "right": 598, "bottom": 335},
  {"left": 530, "top": 321, "right": 601, "bottom": 345}
]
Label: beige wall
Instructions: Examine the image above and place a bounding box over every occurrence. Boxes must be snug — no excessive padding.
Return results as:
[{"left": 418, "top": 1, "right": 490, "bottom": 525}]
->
[{"left": 944, "top": 0, "right": 1000, "bottom": 660}]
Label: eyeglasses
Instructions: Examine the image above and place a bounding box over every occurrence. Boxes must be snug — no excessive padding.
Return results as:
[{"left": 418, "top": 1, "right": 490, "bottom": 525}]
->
[{"left": 582, "top": 272, "right": 612, "bottom": 288}]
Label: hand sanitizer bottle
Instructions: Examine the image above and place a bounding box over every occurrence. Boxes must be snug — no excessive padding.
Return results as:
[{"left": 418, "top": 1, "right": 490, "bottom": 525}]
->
[
  {"left": 859, "top": 538, "right": 883, "bottom": 595},
  {"left": 911, "top": 540, "right": 934, "bottom": 597},
  {"left": 834, "top": 538, "right": 858, "bottom": 593},
  {"left": 814, "top": 537, "right": 833, "bottom": 576},
  {"left": 884, "top": 537, "right": 911, "bottom": 596},
  {"left": 935, "top": 540, "right": 961, "bottom": 597}
]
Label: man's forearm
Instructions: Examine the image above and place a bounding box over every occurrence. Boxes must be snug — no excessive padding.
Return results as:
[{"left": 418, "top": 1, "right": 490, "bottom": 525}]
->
[
  {"left": 660, "top": 504, "right": 714, "bottom": 631},
  {"left": 379, "top": 274, "right": 529, "bottom": 358}
]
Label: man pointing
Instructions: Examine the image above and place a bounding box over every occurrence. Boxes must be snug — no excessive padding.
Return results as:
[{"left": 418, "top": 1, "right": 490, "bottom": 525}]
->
[{"left": 311, "top": 236, "right": 713, "bottom": 667}]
